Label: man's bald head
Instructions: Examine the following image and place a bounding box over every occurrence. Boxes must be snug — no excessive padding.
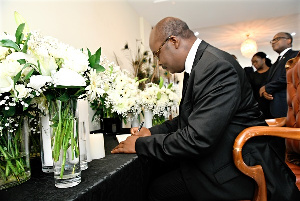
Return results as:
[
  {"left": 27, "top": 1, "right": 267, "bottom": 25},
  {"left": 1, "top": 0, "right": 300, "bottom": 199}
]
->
[{"left": 151, "top": 17, "right": 195, "bottom": 43}]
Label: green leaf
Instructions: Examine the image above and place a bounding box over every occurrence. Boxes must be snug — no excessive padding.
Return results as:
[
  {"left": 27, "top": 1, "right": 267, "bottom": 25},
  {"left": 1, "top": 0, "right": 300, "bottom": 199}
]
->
[
  {"left": 88, "top": 47, "right": 102, "bottom": 68},
  {"left": 167, "top": 83, "right": 173, "bottom": 89},
  {"left": 0, "top": 39, "right": 21, "bottom": 52},
  {"left": 24, "top": 68, "right": 34, "bottom": 80},
  {"left": 15, "top": 23, "right": 25, "bottom": 45},
  {"left": 17, "top": 59, "right": 26, "bottom": 65},
  {"left": 157, "top": 91, "right": 161, "bottom": 100},
  {"left": 13, "top": 71, "right": 22, "bottom": 85},
  {"left": 87, "top": 48, "right": 92, "bottom": 58},
  {"left": 138, "top": 78, "right": 148, "bottom": 83},
  {"left": 159, "top": 77, "right": 164, "bottom": 89},
  {"left": 93, "top": 64, "right": 105, "bottom": 72},
  {"left": 2, "top": 106, "right": 16, "bottom": 117},
  {"left": 22, "top": 32, "right": 31, "bottom": 53}
]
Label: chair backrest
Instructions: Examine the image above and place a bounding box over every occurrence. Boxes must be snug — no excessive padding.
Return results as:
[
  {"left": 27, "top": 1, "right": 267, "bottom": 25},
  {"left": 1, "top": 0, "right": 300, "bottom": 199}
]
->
[
  {"left": 286, "top": 51, "right": 300, "bottom": 154},
  {"left": 233, "top": 51, "right": 300, "bottom": 201}
]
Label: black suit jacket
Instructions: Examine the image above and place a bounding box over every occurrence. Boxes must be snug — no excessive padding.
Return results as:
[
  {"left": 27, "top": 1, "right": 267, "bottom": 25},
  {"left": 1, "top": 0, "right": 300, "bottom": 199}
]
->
[
  {"left": 136, "top": 41, "right": 299, "bottom": 200},
  {"left": 265, "top": 49, "right": 299, "bottom": 118}
]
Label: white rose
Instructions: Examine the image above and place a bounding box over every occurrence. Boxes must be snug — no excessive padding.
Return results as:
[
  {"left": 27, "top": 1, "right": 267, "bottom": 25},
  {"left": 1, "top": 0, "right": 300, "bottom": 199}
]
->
[
  {"left": 51, "top": 68, "right": 86, "bottom": 86},
  {"left": 27, "top": 75, "right": 52, "bottom": 90},
  {"left": 14, "top": 84, "right": 28, "bottom": 99},
  {"left": 0, "top": 75, "right": 13, "bottom": 93},
  {"left": 0, "top": 59, "right": 23, "bottom": 77}
]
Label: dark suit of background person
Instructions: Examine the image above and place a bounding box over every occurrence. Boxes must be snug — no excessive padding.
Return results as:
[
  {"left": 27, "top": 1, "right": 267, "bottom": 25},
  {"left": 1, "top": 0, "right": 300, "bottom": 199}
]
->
[
  {"left": 248, "top": 52, "right": 272, "bottom": 118},
  {"left": 260, "top": 32, "right": 299, "bottom": 118},
  {"left": 111, "top": 18, "right": 299, "bottom": 201}
]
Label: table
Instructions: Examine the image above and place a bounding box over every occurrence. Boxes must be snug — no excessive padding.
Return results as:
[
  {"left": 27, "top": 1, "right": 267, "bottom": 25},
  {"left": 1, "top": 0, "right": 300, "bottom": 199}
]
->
[{"left": 0, "top": 134, "right": 151, "bottom": 201}]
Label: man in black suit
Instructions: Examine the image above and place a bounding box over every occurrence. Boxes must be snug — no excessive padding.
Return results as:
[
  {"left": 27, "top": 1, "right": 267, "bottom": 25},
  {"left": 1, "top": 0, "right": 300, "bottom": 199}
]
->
[
  {"left": 112, "top": 18, "right": 299, "bottom": 200},
  {"left": 259, "top": 32, "right": 299, "bottom": 118}
]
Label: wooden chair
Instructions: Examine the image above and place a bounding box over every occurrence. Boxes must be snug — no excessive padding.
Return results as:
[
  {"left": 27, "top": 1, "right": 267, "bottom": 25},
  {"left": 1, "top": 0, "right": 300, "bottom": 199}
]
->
[{"left": 233, "top": 51, "right": 300, "bottom": 201}]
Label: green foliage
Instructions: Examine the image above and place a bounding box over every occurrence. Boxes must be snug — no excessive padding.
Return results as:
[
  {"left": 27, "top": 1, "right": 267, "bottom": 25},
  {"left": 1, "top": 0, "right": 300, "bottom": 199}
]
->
[
  {"left": 0, "top": 39, "right": 21, "bottom": 52},
  {"left": 87, "top": 47, "right": 105, "bottom": 72}
]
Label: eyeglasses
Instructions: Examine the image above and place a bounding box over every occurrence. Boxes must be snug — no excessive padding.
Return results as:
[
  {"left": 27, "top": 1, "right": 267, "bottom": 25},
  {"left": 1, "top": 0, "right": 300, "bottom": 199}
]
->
[
  {"left": 153, "top": 35, "right": 171, "bottom": 60},
  {"left": 270, "top": 37, "right": 289, "bottom": 44}
]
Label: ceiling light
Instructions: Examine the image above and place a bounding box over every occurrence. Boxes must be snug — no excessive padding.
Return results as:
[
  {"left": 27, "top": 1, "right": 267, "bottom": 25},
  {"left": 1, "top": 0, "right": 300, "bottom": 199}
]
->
[
  {"left": 240, "top": 34, "right": 257, "bottom": 58},
  {"left": 153, "top": 0, "right": 169, "bottom": 3}
]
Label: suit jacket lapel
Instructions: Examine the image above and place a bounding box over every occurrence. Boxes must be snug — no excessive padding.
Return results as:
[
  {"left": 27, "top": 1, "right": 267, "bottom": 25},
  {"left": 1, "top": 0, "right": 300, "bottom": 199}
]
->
[{"left": 181, "top": 41, "right": 209, "bottom": 97}]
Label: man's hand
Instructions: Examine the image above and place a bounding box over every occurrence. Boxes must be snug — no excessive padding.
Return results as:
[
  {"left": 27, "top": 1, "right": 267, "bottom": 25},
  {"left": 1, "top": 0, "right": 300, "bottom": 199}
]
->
[
  {"left": 130, "top": 127, "right": 151, "bottom": 137},
  {"left": 111, "top": 136, "right": 139, "bottom": 154},
  {"left": 262, "top": 92, "right": 273, "bottom": 100},
  {"left": 259, "top": 86, "right": 266, "bottom": 97},
  {"left": 259, "top": 86, "right": 273, "bottom": 100}
]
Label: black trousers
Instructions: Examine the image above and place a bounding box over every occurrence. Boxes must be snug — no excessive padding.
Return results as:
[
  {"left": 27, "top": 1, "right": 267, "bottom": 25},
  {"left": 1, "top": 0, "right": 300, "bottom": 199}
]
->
[{"left": 147, "top": 160, "right": 194, "bottom": 201}]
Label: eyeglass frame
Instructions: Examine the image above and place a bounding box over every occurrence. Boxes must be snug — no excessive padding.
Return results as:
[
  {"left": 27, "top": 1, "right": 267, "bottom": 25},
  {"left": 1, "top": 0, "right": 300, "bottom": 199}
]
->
[
  {"left": 270, "top": 37, "right": 289, "bottom": 44},
  {"left": 153, "top": 35, "right": 172, "bottom": 59}
]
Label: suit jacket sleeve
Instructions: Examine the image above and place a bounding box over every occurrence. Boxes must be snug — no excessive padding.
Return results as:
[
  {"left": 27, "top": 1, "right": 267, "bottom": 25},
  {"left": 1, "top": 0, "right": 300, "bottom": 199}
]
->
[
  {"left": 136, "top": 58, "right": 241, "bottom": 162},
  {"left": 149, "top": 116, "right": 179, "bottom": 135},
  {"left": 265, "top": 61, "right": 287, "bottom": 94}
]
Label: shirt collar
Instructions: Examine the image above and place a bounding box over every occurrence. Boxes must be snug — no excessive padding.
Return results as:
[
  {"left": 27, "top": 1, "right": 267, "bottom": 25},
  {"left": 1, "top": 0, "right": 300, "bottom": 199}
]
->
[
  {"left": 185, "top": 38, "right": 202, "bottom": 74},
  {"left": 279, "top": 47, "right": 291, "bottom": 57}
]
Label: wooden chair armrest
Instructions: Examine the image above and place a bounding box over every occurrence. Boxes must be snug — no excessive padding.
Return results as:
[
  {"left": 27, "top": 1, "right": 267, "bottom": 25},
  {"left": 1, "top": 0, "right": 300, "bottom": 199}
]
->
[
  {"left": 265, "top": 117, "right": 286, "bottom": 127},
  {"left": 233, "top": 126, "right": 300, "bottom": 201}
]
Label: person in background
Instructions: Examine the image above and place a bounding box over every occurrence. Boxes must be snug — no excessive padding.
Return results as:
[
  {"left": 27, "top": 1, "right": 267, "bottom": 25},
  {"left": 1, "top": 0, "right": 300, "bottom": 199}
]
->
[
  {"left": 249, "top": 52, "right": 272, "bottom": 118},
  {"left": 259, "top": 32, "right": 299, "bottom": 118},
  {"left": 111, "top": 18, "right": 299, "bottom": 201}
]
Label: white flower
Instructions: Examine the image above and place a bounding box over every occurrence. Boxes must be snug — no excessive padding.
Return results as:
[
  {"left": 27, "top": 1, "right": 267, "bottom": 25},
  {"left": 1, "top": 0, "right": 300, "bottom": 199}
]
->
[
  {"left": 14, "top": 84, "right": 29, "bottom": 99},
  {"left": 27, "top": 75, "right": 52, "bottom": 90},
  {"left": 51, "top": 68, "right": 86, "bottom": 86},
  {"left": 0, "top": 75, "right": 13, "bottom": 93},
  {"left": 0, "top": 59, "right": 23, "bottom": 77}
]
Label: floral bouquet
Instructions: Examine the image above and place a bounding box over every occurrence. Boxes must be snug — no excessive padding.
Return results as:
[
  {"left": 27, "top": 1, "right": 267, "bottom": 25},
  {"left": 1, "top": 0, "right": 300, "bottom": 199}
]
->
[
  {"left": 0, "top": 22, "right": 44, "bottom": 189},
  {"left": 24, "top": 29, "right": 104, "bottom": 187},
  {"left": 140, "top": 77, "right": 180, "bottom": 125},
  {"left": 86, "top": 58, "right": 144, "bottom": 125}
]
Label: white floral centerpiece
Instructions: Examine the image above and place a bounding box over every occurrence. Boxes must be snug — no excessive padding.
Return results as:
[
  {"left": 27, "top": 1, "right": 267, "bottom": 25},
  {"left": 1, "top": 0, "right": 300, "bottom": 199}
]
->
[
  {"left": 140, "top": 77, "right": 180, "bottom": 125},
  {"left": 0, "top": 22, "right": 46, "bottom": 189},
  {"left": 86, "top": 58, "right": 144, "bottom": 125},
  {"left": 0, "top": 11, "right": 105, "bottom": 188}
]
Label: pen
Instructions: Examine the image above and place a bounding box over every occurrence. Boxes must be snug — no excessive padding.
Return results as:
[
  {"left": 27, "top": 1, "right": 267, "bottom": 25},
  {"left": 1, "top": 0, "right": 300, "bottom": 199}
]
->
[{"left": 138, "top": 121, "right": 144, "bottom": 132}]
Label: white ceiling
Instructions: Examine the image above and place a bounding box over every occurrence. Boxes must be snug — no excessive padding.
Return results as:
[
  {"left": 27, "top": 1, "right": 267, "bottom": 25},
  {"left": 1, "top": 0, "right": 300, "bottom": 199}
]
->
[
  {"left": 127, "top": 0, "right": 300, "bottom": 65},
  {"left": 128, "top": 0, "right": 300, "bottom": 31}
]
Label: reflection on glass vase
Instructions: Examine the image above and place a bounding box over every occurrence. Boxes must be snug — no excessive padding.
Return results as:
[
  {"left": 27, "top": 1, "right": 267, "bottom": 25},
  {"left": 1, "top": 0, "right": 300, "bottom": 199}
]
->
[
  {"left": 49, "top": 99, "right": 81, "bottom": 188},
  {"left": 40, "top": 114, "right": 53, "bottom": 173},
  {"left": 144, "top": 110, "right": 153, "bottom": 128},
  {"left": 0, "top": 116, "right": 31, "bottom": 190}
]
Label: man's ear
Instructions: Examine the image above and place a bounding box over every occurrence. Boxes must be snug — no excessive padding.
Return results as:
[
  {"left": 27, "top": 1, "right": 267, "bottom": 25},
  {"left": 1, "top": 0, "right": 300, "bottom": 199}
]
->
[{"left": 169, "top": 36, "right": 179, "bottom": 49}]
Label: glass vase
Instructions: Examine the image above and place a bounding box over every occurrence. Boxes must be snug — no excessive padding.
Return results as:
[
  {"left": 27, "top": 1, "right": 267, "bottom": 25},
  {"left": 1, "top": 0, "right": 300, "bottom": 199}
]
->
[
  {"left": 144, "top": 110, "right": 153, "bottom": 128},
  {"left": 40, "top": 114, "right": 53, "bottom": 173},
  {"left": 0, "top": 116, "right": 31, "bottom": 190},
  {"left": 49, "top": 99, "right": 81, "bottom": 188},
  {"left": 131, "top": 114, "right": 140, "bottom": 128}
]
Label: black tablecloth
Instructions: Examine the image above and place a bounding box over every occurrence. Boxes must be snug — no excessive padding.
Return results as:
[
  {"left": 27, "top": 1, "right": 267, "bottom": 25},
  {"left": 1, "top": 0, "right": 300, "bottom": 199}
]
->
[{"left": 0, "top": 134, "right": 151, "bottom": 201}]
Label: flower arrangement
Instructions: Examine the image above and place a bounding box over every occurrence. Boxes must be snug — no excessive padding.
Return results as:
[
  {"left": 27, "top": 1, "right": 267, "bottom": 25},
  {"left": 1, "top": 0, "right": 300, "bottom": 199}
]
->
[
  {"left": 1, "top": 11, "right": 105, "bottom": 188},
  {"left": 140, "top": 77, "right": 180, "bottom": 125},
  {"left": 86, "top": 59, "right": 143, "bottom": 123},
  {"left": 0, "top": 22, "right": 43, "bottom": 189}
]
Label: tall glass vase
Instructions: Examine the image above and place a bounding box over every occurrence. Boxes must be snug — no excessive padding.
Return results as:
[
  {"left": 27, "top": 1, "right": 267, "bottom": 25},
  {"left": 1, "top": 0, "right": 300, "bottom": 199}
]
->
[
  {"left": 40, "top": 114, "right": 53, "bottom": 173},
  {"left": 49, "top": 99, "right": 81, "bottom": 188},
  {"left": 144, "top": 110, "right": 153, "bottom": 128},
  {"left": 0, "top": 116, "right": 31, "bottom": 190}
]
